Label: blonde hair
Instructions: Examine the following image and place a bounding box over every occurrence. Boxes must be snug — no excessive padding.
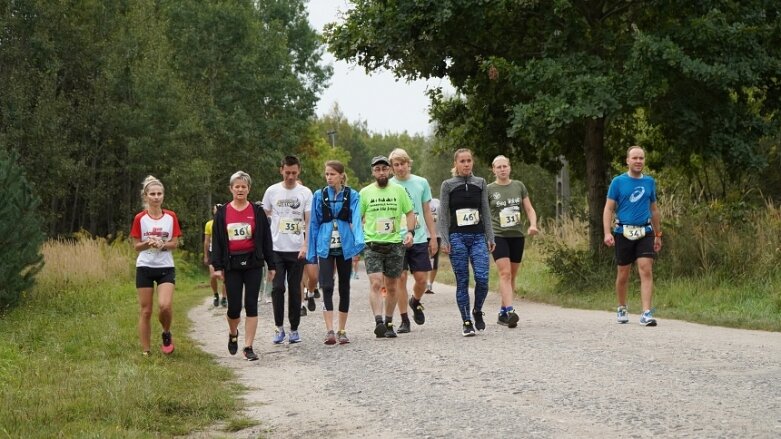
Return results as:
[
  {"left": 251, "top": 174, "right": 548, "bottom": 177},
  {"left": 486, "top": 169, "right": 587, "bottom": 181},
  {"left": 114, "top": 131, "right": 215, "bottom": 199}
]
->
[
  {"left": 140, "top": 175, "right": 163, "bottom": 209},
  {"left": 229, "top": 170, "right": 252, "bottom": 187},
  {"left": 491, "top": 155, "right": 510, "bottom": 167},
  {"left": 450, "top": 148, "right": 473, "bottom": 177},
  {"left": 389, "top": 148, "right": 412, "bottom": 165}
]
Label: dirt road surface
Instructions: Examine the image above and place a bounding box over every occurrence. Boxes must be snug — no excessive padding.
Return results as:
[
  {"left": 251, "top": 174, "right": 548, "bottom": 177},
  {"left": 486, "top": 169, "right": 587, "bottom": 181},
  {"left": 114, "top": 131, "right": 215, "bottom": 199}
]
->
[{"left": 187, "top": 266, "right": 781, "bottom": 438}]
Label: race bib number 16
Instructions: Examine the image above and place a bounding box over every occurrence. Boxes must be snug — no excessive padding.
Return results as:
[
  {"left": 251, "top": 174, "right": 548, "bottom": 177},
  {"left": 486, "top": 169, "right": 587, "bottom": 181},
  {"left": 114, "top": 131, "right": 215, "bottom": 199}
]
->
[{"left": 228, "top": 222, "right": 252, "bottom": 241}]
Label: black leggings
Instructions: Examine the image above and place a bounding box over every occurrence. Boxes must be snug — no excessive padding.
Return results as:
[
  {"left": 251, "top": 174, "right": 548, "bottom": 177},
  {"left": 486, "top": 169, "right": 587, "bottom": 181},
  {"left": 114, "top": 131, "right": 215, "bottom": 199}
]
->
[
  {"left": 318, "top": 255, "right": 352, "bottom": 313},
  {"left": 271, "top": 251, "right": 304, "bottom": 330},
  {"left": 224, "top": 267, "right": 262, "bottom": 319}
]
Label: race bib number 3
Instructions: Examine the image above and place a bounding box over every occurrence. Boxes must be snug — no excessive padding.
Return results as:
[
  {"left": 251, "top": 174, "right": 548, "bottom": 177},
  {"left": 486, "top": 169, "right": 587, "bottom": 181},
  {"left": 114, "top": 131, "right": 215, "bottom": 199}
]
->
[
  {"left": 375, "top": 218, "right": 395, "bottom": 234},
  {"left": 456, "top": 208, "right": 480, "bottom": 226},
  {"left": 499, "top": 207, "right": 521, "bottom": 228},
  {"left": 279, "top": 218, "right": 301, "bottom": 234},
  {"left": 330, "top": 229, "right": 342, "bottom": 249},
  {"left": 227, "top": 223, "right": 252, "bottom": 241},
  {"left": 622, "top": 225, "right": 646, "bottom": 241}
]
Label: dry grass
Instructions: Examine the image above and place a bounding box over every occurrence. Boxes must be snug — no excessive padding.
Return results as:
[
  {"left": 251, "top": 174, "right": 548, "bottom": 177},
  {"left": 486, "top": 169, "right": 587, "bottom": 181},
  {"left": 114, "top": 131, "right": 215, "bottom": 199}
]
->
[{"left": 37, "top": 236, "right": 134, "bottom": 292}]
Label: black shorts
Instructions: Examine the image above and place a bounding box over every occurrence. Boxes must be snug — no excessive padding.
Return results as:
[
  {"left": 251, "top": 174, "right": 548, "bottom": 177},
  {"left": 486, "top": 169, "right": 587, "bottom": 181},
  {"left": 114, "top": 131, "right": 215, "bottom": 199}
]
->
[
  {"left": 615, "top": 234, "right": 656, "bottom": 266},
  {"left": 136, "top": 266, "right": 176, "bottom": 288},
  {"left": 428, "top": 237, "right": 442, "bottom": 269},
  {"left": 492, "top": 236, "right": 525, "bottom": 263},
  {"left": 403, "top": 242, "right": 433, "bottom": 273}
]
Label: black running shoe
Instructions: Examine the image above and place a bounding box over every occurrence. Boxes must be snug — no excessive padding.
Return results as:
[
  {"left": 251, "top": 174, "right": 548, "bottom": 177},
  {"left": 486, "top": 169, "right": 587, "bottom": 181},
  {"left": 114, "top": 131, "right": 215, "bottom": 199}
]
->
[
  {"left": 397, "top": 320, "right": 411, "bottom": 333},
  {"left": 313, "top": 288, "right": 321, "bottom": 299},
  {"left": 409, "top": 297, "right": 425, "bottom": 325},
  {"left": 384, "top": 323, "right": 397, "bottom": 338},
  {"left": 300, "top": 305, "right": 308, "bottom": 317},
  {"left": 424, "top": 288, "right": 434, "bottom": 295},
  {"left": 506, "top": 310, "right": 519, "bottom": 328},
  {"left": 307, "top": 292, "right": 316, "bottom": 312},
  {"left": 220, "top": 297, "right": 228, "bottom": 308},
  {"left": 213, "top": 294, "right": 219, "bottom": 307},
  {"left": 374, "top": 321, "right": 386, "bottom": 338},
  {"left": 228, "top": 330, "right": 239, "bottom": 355},
  {"left": 462, "top": 321, "right": 476, "bottom": 337},
  {"left": 243, "top": 346, "right": 259, "bottom": 361},
  {"left": 473, "top": 309, "right": 486, "bottom": 331}
]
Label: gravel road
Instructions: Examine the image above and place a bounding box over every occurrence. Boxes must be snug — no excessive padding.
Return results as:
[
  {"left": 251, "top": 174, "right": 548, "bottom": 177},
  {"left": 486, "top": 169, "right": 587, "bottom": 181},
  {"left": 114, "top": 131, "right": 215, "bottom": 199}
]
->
[{"left": 187, "top": 265, "right": 781, "bottom": 438}]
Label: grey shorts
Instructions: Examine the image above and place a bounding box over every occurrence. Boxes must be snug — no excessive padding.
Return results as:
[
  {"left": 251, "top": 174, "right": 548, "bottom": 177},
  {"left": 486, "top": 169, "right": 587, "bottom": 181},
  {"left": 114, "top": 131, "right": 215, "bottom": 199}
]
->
[{"left": 364, "top": 242, "right": 406, "bottom": 278}]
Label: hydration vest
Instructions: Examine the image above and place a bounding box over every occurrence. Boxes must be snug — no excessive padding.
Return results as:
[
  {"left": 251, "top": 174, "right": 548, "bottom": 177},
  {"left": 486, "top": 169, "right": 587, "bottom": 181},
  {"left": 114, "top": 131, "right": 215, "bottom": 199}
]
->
[{"left": 321, "top": 186, "right": 351, "bottom": 222}]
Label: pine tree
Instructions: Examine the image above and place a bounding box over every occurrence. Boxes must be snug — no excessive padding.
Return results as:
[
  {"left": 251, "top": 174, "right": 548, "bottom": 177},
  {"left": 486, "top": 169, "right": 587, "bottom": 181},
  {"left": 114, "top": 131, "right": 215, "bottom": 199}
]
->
[{"left": 0, "top": 149, "right": 45, "bottom": 310}]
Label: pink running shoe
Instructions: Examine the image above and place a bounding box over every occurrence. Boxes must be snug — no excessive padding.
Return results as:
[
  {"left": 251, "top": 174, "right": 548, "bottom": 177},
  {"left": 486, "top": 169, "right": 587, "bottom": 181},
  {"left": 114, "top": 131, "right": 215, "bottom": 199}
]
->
[{"left": 161, "top": 331, "right": 175, "bottom": 354}]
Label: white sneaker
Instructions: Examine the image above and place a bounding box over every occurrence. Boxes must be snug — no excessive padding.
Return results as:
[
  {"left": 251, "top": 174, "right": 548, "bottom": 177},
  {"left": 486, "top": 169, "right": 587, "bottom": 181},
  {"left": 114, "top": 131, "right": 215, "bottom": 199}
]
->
[
  {"left": 639, "top": 310, "right": 657, "bottom": 326},
  {"left": 616, "top": 306, "right": 629, "bottom": 324}
]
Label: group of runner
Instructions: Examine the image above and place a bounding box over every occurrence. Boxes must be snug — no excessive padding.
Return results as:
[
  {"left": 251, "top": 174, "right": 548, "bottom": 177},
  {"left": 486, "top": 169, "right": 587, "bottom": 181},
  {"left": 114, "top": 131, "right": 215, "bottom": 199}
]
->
[{"left": 130, "top": 145, "right": 661, "bottom": 357}]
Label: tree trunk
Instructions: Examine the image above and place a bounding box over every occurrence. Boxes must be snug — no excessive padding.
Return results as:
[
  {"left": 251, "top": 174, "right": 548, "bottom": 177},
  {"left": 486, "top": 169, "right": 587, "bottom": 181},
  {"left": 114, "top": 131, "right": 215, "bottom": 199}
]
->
[{"left": 583, "top": 117, "right": 609, "bottom": 255}]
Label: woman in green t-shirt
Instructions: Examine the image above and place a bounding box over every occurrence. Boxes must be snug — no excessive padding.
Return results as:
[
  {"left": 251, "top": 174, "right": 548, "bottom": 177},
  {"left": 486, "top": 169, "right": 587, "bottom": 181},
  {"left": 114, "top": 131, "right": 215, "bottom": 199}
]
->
[{"left": 487, "top": 155, "right": 539, "bottom": 328}]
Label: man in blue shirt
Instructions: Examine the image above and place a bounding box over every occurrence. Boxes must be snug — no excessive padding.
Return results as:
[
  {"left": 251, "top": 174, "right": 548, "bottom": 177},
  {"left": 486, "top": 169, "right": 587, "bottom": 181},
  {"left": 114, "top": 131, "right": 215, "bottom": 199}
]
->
[{"left": 602, "top": 146, "right": 663, "bottom": 326}]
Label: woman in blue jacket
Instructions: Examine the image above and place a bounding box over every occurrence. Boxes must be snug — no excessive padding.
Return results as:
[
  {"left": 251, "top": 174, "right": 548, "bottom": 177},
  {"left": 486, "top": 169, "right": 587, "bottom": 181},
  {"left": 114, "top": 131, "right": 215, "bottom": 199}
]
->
[{"left": 307, "top": 160, "right": 364, "bottom": 345}]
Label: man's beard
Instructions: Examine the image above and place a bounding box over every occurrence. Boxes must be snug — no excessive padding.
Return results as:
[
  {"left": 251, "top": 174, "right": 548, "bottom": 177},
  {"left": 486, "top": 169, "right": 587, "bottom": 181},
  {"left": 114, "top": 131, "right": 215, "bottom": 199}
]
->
[{"left": 376, "top": 176, "right": 389, "bottom": 187}]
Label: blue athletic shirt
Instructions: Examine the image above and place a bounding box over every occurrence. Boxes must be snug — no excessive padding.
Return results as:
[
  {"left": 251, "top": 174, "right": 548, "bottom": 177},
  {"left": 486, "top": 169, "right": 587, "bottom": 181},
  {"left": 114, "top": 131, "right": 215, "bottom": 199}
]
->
[{"left": 606, "top": 173, "right": 656, "bottom": 234}]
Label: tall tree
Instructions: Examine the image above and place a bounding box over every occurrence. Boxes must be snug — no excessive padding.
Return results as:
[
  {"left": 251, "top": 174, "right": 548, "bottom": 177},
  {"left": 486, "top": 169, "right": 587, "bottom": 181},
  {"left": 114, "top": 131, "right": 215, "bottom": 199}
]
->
[{"left": 327, "top": 0, "right": 781, "bottom": 252}]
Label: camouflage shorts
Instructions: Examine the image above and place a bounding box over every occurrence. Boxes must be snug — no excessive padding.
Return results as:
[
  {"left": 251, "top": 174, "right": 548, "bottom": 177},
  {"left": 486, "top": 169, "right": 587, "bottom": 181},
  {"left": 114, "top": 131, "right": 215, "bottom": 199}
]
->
[{"left": 363, "top": 242, "right": 406, "bottom": 278}]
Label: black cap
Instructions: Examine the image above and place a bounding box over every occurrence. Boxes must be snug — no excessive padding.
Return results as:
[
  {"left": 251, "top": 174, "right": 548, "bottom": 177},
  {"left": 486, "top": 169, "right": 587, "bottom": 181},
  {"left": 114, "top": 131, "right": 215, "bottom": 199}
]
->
[{"left": 371, "top": 155, "right": 390, "bottom": 167}]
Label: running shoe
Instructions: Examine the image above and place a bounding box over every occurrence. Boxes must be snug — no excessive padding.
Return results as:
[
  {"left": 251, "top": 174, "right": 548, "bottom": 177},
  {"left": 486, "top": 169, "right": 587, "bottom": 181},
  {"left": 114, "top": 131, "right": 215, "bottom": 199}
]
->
[
  {"left": 384, "top": 322, "right": 397, "bottom": 338},
  {"left": 424, "top": 288, "right": 435, "bottom": 295},
  {"left": 228, "top": 330, "right": 239, "bottom": 355},
  {"left": 397, "top": 320, "right": 411, "bottom": 334},
  {"left": 272, "top": 328, "right": 286, "bottom": 345},
  {"left": 306, "top": 291, "right": 316, "bottom": 312},
  {"left": 617, "top": 306, "right": 629, "bottom": 324},
  {"left": 220, "top": 297, "right": 228, "bottom": 308},
  {"left": 300, "top": 305, "right": 308, "bottom": 317},
  {"left": 472, "top": 309, "right": 486, "bottom": 331},
  {"left": 640, "top": 310, "right": 657, "bottom": 326},
  {"left": 289, "top": 330, "right": 301, "bottom": 344},
  {"left": 243, "top": 346, "right": 259, "bottom": 361},
  {"left": 506, "top": 309, "right": 519, "bottom": 328},
  {"left": 213, "top": 294, "right": 219, "bottom": 307},
  {"left": 161, "top": 331, "right": 175, "bottom": 354},
  {"left": 497, "top": 312, "right": 510, "bottom": 326},
  {"left": 409, "top": 297, "right": 425, "bottom": 325},
  {"left": 462, "top": 321, "right": 476, "bottom": 337},
  {"left": 374, "top": 321, "right": 386, "bottom": 338},
  {"left": 324, "top": 330, "right": 337, "bottom": 345},
  {"left": 313, "top": 288, "right": 321, "bottom": 299},
  {"left": 337, "top": 330, "right": 350, "bottom": 344}
]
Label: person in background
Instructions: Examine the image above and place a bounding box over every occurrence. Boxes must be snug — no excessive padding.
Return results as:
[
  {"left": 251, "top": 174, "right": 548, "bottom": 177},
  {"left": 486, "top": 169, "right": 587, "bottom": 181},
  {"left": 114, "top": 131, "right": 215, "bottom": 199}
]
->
[
  {"left": 204, "top": 204, "right": 227, "bottom": 308},
  {"left": 307, "top": 160, "right": 364, "bottom": 345},
  {"left": 438, "top": 149, "right": 495, "bottom": 337},
  {"left": 487, "top": 155, "right": 538, "bottom": 328},
  {"left": 425, "top": 197, "right": 441, "bottom": 295},
  {"left": 130, "top": 175, "right": 181, "bottom": 356},
  {"left": 603, "top": 145, "right": 662, "bottom": 326},
  {"left": 389, "top": 148, "right": 437, "bottom": 333},
  {"left": 211, "top": 171, "right": 276, "bottom": 361},
  {"left": 262, "top": 156, "right": 312, "bottom": 344}
]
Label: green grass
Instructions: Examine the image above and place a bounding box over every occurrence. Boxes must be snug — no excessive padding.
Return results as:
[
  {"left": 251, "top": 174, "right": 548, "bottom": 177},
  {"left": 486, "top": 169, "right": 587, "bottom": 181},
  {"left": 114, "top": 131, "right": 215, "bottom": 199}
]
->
[
  {"left": 0, "top": 266, "right": 253, "bottom": 437},
  {"left": 436, "top": 242, "right": 781, "bottom": 332}
]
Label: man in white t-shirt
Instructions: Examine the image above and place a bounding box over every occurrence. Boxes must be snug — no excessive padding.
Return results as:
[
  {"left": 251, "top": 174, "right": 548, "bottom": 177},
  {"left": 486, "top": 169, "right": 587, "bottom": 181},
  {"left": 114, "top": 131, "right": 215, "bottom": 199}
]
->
[{"left": 262, "top": 155, "right": 313, "bottom": 344}]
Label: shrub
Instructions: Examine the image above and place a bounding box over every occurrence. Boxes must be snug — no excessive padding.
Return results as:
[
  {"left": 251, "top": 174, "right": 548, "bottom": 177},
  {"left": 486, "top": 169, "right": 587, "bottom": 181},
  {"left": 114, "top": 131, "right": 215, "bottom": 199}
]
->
[{"left": 0, "top": 149, "right": 45, "bottom": 310}]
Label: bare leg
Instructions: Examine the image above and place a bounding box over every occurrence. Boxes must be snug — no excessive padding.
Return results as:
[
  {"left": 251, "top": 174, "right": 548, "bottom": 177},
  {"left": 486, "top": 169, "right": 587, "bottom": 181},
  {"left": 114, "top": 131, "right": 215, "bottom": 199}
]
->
[
  {"left": 636, "top": 257, "right": 654, "bottom": 311},
  {"left": 137, "top": 288, "right": 154, "bottom": 352}
]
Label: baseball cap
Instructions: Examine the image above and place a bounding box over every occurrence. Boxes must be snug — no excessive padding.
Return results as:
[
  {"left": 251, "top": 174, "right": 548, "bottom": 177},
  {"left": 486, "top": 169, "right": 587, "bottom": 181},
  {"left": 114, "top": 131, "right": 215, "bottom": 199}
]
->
[{"left": 371, "top": 155, "right": 390, "bottom": 167}]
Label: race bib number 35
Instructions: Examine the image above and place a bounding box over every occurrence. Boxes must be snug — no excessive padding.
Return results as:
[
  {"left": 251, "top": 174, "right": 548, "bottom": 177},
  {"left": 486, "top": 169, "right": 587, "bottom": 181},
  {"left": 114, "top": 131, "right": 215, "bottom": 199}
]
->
[
  {"left": 456, "top": 208, "right": 480, "bottom": 226},
  {"left": 279, "top": 218, "right": 301, "bottom": 234},
  {"left": 227, "top": 223, "right": 252, "bottom": 241}
]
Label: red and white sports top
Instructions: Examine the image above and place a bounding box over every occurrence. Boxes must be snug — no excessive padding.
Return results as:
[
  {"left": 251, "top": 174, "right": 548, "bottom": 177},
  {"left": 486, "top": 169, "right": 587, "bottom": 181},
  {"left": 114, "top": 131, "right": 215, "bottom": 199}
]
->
[
  {"left": 130, "top": 209, "right": 182, "bottom": 268},
  {"left": 225, "top": 203, "right": 255, "bottom": 254}
]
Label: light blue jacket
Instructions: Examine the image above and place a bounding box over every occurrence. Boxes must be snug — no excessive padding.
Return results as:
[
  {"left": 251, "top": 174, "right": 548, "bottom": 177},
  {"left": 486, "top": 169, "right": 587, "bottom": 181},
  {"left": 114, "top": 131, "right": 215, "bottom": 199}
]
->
[{"left": 307, "top": 186, "right": 364, "bottom": 262}]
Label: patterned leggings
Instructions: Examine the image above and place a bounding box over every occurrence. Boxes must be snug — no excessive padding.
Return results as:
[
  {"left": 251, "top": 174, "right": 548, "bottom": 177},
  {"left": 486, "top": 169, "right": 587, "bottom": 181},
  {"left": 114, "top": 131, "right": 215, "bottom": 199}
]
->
[{"left": 448, "top": 232, "right": 490, "bottom": 322}]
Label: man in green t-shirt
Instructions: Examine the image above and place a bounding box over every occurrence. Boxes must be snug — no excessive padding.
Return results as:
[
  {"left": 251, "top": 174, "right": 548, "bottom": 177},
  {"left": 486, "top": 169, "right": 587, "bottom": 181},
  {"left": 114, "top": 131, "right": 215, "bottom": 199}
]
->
[{"left": 360, "top": 155, "right": 415, "bottom": 339}]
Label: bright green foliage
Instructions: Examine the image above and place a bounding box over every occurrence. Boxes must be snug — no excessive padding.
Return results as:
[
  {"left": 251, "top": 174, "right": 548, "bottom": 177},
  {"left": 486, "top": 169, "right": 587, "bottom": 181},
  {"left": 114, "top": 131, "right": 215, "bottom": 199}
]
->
[
  {"left": 0, "top": 150, "right": 44, "bottom": 310},
  {"left": 327, "top": 1, "right": 781, "bottom": 252}
]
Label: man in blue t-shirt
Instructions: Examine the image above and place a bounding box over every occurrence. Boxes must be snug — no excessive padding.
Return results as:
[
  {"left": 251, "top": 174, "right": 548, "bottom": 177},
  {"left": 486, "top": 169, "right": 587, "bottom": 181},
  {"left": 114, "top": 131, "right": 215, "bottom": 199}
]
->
[{"left": 602, "top": 146, "right": 663, "bottom": 326}]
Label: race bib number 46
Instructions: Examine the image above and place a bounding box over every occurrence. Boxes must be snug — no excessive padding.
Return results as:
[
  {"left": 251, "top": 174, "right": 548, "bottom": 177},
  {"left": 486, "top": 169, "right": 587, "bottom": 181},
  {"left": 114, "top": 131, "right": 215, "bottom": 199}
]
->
[
  {"left": 227, "top": 222, "right": 252, "bottom": 241},
  {"left": 456, "top": 208, "right": 480, "bottom": 226}
]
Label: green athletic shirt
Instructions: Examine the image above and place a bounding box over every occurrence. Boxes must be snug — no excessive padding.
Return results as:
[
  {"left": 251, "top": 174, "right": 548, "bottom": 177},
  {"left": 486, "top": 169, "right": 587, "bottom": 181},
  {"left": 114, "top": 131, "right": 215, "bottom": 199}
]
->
[
  {"left": 359, "top": 182, "right": 413, "bottom": 243},
  {"left": 487, "top": 180, "right": 529, "bottom": 238}
]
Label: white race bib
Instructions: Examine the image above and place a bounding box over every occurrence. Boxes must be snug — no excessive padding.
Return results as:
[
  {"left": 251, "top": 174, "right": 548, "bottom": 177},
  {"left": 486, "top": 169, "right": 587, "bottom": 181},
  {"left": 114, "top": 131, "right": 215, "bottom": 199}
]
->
[
  {"left": 278, "top": 218, "right": 302, "bottom": 234},
  {"left": 330, "top": 228, "right": 342, "bottom": 249},
  {"left": 375, "top": 218, "right": 395, "bottom": 234},
  {"left": 227, "top": 223, "right": 252, "bottom": 241},
  {"left": 456, "top": 208, "right": 480, "bottom": 226},
  {"left": 622, "top": 225, "right": 646, "bottom": 241},
  {"left": 499, "top": 207, "right": 521, "bottom": 228}
]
